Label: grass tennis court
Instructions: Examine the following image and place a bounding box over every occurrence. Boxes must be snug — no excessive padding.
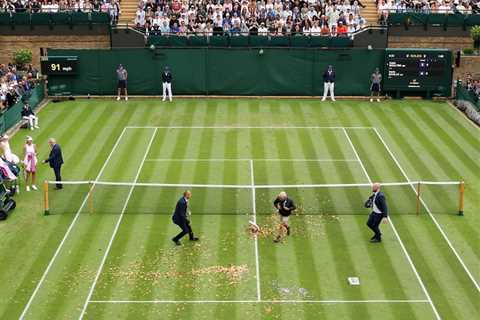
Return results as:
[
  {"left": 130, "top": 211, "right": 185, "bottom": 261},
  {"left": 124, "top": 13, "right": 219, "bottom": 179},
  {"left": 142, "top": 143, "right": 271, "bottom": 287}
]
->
[{"left": 0, "top": 99, "right": 478, "bottom": 319}]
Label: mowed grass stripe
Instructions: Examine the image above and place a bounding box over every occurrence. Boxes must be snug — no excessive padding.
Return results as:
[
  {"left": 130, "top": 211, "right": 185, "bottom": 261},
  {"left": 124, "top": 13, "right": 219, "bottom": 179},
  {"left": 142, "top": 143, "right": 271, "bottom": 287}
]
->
[
  {"left": 363, "top": 108, "right": 480, "bottom": 319},
  {"left": 347, "top": 129, "right": 436, "bottom": 317},
  {"left": 415, "top": 102, "right": 480, "bottom": 160},
  {"left": 62, "top": 128, "right": 157, "bottom": 319},
  {"left": 19, "top": 127, "right": 155, "bottom": 318},
  {"left": 271, "top": 128, "right": 306, "bottom": 319},
  {"left": 91, "top": 130, "right": 169, "bottom": 303},
  {"left": 172, "top": 110, "right": 211, "bottom": 306},
  {"left": 403, "top": 103, "right": 479, "bottom": 180},
  {"left": 0, "top": 102, "right": 137, "bottom": 319},
  {"left": 376, "top": 106, "right": 479, "bottom": 269}
]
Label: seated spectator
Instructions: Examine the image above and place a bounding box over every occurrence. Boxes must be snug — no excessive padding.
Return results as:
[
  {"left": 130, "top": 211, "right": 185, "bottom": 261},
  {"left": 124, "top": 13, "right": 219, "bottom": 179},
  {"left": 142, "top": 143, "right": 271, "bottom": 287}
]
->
[
  {"left": 21, "top": 103, "right": 39, "bottom": 131},
  {"left": 337, "top": 21, "right": 348, "bottom": 36}
]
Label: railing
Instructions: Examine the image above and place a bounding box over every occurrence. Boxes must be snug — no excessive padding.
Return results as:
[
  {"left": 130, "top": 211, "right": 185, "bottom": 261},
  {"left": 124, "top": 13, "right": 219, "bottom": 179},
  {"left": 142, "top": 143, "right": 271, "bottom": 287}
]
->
[{"left": 146, "top": 32, "right": 354, "bottom": 48}]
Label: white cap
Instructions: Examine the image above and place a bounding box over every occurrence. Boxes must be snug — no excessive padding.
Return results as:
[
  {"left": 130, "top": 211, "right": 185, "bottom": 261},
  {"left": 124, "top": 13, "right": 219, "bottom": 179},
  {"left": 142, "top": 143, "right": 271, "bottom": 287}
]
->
[{"left": 26, "top": 136, "right": 33, "bottom": 141}]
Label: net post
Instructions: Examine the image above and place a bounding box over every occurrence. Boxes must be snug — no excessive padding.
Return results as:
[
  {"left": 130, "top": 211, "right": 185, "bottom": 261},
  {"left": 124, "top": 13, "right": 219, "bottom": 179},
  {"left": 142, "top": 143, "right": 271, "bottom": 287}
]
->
[
  {"left": 458, "top": 180, "right": 464, "bottom": 216},
  {"left": 43, "top": 180, "right": 49, "bottom": 216},
  {"left": 416, "top": 181, "right": 421, "bottom": 216}
]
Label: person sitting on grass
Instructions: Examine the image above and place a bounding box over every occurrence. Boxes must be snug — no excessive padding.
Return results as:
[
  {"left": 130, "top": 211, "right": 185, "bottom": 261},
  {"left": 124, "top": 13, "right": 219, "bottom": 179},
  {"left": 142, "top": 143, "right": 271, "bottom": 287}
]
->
[
  {"left": 273, "top": 191, "right": 296, "bottom": 243},
  {"left": 23, "top": 136, "right": 38, "bottom": 192}
]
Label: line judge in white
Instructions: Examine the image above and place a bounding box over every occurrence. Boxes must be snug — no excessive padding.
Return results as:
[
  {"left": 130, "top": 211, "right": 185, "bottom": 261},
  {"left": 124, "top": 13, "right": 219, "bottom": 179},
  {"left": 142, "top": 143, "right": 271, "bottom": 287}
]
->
[
  {"left": 321, "top": 65, "right": 336, "bottom": 101},
  {"left": 162, "top": 66, "right": 173, "bottom": 102}
]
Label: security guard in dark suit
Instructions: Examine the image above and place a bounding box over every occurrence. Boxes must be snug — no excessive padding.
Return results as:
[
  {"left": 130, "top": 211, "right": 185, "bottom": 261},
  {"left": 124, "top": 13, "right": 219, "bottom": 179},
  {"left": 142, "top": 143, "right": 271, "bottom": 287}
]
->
[
  {"left": 43, "top": 138, "right": 64, "bottom": 190},
  {"left": 365, "top": 183, "right": 388, "bottom": 242},
  {"left": 172, "top": 190, "right": 199, "bottom": 246}
]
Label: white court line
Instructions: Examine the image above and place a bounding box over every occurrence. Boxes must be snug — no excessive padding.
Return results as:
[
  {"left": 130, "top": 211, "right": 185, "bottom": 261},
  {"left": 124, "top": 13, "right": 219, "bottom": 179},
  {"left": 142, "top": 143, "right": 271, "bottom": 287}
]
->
[
  {"left": 126, "top": 126, "right": 374, "bottom": 129},
  {"left": 249, "top": 160, "right": 262, "bottom": 301},
  {"left": 90, "top": 299, "right": 430, "bottom": 304},
  {"left": 373, "top": 128, "right": 480, "bottom": 293},
  {"left": 79, "top": 128, "right": 158, "bottom": 320},
  {"left": 345, "top": 128, "right": 441, "bottom": 320},
  {"left": 145, "top": 158, "right": 359, "bottom": 162},
  {"left": 19, "top": 127, "right": 129, "bottom": 320},
  {"left": 342, "top": 128, "right": 371, "bottom": 184}
]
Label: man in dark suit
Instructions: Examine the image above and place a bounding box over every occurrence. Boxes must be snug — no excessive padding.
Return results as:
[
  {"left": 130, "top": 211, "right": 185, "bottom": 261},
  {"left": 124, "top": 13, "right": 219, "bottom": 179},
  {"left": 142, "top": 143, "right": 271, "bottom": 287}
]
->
[
  {"left": 172, "top": 190, "right": 199, "bottom": 246},
  {"left": 365, "top": 183, "right": 388, "bottom": 242},
  {"left": 321, "top": 65, "right": 336, "bottom": 102},
  {"left": 43, "top": 138, "right": 64, "bottom": 189}
]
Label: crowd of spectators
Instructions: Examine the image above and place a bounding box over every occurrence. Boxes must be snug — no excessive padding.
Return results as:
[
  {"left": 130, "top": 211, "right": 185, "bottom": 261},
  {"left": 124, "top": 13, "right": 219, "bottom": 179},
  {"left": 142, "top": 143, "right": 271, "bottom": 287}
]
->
[
  {"left": 135, "top": 0, "right": 367, "bottom": 37},
  {"left": 464, "top": 73, "right": 480, "bottom": 101},
  {"left": 377, "top": 0, "right": 480, "bottom": 24},
  {"left": 0, "top": 0, "right": 121, "bottom": 24},
  {"left": 0, "top": 64, "right": 39, "bottom": 111}
]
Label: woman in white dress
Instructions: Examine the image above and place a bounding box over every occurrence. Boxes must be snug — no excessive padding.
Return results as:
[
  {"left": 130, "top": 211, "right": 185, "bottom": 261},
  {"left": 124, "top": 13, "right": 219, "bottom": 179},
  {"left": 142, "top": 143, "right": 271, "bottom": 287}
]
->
[
  {"left": 0, "top": 135, "right": 20, "bottom": 164},
  {"left": 23, "top": 136, "right": 38, "bottom": 191}
]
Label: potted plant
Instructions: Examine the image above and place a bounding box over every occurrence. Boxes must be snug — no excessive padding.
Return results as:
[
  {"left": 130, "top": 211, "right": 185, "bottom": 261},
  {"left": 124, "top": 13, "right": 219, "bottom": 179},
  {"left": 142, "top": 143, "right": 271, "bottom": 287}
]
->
[
  {"left": 471, "top": 25, "right": 480, "bottom": 54},
  {"left": 12, "top": 49, "right": 32, "bottom": 70}
]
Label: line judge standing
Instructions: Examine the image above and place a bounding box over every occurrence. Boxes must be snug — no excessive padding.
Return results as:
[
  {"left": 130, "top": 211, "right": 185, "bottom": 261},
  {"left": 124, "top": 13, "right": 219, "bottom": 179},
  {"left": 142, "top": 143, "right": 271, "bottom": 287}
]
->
[
  {"left": 42, "top": 138, "right": 64, "bottom": 190},
  {"left": 365, "top": 183, "right": 388, "bottom": 242},
  {"left": 321, "top": 65, "right": 336, "bottom": 102},
  {"left": 172, "top": 190, "right": 199, "bottom": 245},
  {"left": 162, "top": 66, "right": 173, "bottom": 102},
  {"left": 116, "top": 64, "right": 128, "bottom": 101}
]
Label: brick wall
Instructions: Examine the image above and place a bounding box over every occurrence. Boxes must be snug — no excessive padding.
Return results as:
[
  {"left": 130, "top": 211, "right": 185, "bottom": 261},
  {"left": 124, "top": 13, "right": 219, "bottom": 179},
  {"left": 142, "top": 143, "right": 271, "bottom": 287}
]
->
[
  {"left": 0, "top": 35, "right": 110, "bottom": 68},
  {"left": 388, "top": 36, "right": 473, "bottom": 52}
]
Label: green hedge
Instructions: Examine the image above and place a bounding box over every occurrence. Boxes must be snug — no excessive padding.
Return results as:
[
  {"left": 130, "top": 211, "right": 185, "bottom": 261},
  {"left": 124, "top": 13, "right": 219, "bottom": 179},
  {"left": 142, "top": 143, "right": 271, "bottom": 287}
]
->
[
  {"left": 0, "top": 12, "right": 110, "bottom": 26},
  {"left": 0, "top": 81, "right": 45, "bottom": 134}
]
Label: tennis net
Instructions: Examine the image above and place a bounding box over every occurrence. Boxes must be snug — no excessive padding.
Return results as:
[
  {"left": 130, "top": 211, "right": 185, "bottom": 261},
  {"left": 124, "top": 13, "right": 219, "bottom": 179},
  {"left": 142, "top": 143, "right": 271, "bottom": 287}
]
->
[{"left": 43, "top": 180, "right": 465, "bottom": 216}]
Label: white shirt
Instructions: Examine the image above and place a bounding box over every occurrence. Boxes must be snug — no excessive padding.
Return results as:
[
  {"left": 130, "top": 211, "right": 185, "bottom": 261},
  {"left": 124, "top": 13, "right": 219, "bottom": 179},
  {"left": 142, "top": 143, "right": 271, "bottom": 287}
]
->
[{"left": 372, "top": 191, "right": 382, "bottom": 214}]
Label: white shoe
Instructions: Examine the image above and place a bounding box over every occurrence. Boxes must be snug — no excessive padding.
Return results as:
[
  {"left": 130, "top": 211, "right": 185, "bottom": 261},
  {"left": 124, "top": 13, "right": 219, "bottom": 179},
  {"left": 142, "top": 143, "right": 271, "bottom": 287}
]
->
[
  {"left": 125, "top": 97, "right": 128, "bottom": 101},
  {"left": 332, "top": 98, "right": 336, "bottom": 101},
  {"left": 32, "top": 185, "right": 38, "bottom": 191},
  {"left": 116, "top": 96, "right": 121, "bottom": 101},
  {"left": 377, "top": 99, "right": 380, "bottom": 102},
  {"left": 370, "top": 98, "right": 373, "bottom": 102},
  {"left": 30, "top": 127, "right": 34, "bottom": 131},
  {"left": 162, "top": 98, "right": 166, "bottom": 102},
  {"left": 169, "top": 99, "right": 172, "bottom": 102},
  {"left": 26, "top": 186, "right": 30, "bottom": 192},
  {"left": 35, "top": 126, "right": 40, "bottom": 129},
  {"left": 321, "top": 98, "right": 326, "bottom": 101}
]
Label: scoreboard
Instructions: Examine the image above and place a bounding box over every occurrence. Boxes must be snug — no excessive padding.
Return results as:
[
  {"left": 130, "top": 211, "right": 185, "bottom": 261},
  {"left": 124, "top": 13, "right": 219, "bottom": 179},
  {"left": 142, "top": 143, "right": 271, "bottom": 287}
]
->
[
  {"left": 383, "top": 49, "right": 452, "bottom": 96},
  {"left": 41, "top": 56, "right": 78, "bottom": 75}
]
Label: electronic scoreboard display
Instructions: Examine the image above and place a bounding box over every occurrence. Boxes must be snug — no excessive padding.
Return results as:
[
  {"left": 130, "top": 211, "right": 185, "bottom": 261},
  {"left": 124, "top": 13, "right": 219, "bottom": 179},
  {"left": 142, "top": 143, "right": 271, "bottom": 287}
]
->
[
  {"left": 41, "top": 56, "right": 78, "bottom": 75},
  {"left": 383, "top": 49, "right": 452, "bottom": 95}
]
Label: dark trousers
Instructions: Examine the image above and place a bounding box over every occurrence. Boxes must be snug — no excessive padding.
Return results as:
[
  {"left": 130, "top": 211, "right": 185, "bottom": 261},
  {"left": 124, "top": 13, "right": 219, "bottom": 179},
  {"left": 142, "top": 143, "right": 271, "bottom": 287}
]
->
[
  {"left": 172, "top": 219, "right": 194, "bottom": 242},
  {"left": 53, "top": 165, "right": 62, "bottom": 189},
  {"left": 367, "top": 212, "right": 383, "bottom": 240}
]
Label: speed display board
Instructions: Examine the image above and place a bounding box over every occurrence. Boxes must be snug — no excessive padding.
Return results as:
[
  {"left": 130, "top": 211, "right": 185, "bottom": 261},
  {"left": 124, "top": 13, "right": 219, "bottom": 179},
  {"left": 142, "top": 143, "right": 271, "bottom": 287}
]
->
[
  {"left": 41, "top": 56, "right": 78, "bottom": 75},
  {"left": 383, "top": 49, "right": 452, "bottom": 95}
]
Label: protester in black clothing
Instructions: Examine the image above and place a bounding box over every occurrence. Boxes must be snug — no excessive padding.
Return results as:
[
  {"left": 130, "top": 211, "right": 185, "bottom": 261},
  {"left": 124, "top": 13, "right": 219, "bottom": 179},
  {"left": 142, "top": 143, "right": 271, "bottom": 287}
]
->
[
  {"left": 273, "top": 191, "right": 296, "bottom": 243},
  {"left": 365, "top": 183, "right": 389, "bottom": 242}
]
